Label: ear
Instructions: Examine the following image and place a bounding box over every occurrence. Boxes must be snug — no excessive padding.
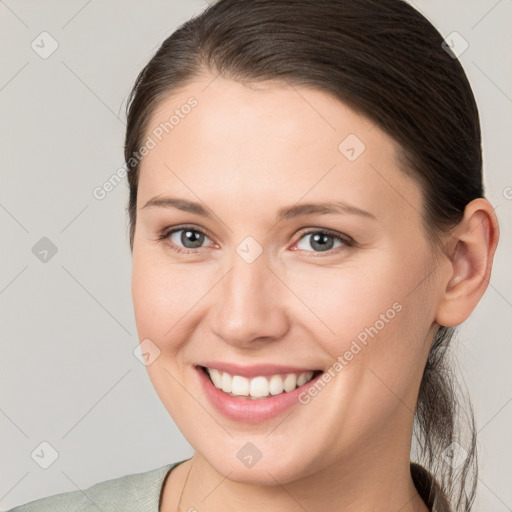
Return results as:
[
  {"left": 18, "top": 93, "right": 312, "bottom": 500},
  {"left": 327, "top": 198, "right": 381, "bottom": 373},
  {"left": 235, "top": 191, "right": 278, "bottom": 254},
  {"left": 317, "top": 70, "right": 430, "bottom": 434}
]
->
[{"left": 435, "top": 198, "right": 500, "bottom": 327}]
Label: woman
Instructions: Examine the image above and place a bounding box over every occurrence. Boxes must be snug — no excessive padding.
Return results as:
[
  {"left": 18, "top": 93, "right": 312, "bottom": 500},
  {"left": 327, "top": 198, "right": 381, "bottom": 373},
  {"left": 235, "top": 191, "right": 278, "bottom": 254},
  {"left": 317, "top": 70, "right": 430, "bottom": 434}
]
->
[{"left": 8, "top": 0, "right": 499, "bottom": 511}]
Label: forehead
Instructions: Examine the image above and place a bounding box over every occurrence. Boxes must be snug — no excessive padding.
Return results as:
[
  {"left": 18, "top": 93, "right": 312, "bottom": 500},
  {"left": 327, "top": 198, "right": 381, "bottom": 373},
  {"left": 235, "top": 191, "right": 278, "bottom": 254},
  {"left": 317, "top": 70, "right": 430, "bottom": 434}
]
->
[{"left": 136, "top": 76, "right": 423, "bottom": 225}]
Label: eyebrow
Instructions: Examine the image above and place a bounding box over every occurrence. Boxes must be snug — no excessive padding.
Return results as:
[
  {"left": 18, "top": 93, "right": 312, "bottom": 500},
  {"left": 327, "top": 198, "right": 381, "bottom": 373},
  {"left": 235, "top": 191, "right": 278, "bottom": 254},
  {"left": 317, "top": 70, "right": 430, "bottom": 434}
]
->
[{"left": 141, "top": 196, "right": 376, "bottom": 222}]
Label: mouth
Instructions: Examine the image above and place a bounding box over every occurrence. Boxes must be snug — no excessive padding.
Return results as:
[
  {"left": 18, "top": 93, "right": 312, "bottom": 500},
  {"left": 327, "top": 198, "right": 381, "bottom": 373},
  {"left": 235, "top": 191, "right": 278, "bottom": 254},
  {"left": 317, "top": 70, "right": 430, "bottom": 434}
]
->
[
  {"left": 199, "top": 365, "right": 322, "bottom": 399},
  {"left": 195, "top": 363, "right": 324, "bottom": 423}
]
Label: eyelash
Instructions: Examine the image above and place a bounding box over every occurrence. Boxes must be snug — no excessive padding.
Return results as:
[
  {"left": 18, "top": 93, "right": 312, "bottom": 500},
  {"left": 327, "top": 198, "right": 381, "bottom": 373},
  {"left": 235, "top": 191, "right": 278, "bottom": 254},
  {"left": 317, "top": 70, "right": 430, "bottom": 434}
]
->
[{"left": 156, "top": 224, "right": 356, "bottom": 256}]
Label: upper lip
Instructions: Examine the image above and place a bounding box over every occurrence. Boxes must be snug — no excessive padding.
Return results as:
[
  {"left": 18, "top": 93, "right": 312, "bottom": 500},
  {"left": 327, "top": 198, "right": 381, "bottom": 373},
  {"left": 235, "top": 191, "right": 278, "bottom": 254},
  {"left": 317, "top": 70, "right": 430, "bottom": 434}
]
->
[{"left": 197, "top": 361, "right": 321, "bottom": 378}]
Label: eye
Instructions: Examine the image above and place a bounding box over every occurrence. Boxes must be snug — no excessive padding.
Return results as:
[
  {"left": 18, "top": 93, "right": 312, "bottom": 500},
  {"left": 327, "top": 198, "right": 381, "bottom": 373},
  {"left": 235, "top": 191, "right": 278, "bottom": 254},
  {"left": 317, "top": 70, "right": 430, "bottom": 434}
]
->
[
  {"left": 157, "top": 225, "right": 354, "bottom": 255},
  {"left": 293, "top": 229, "right": 354, "bottom": 254},
  {"left": 159, "top": 226, "right": 214, "bottom": 253}
]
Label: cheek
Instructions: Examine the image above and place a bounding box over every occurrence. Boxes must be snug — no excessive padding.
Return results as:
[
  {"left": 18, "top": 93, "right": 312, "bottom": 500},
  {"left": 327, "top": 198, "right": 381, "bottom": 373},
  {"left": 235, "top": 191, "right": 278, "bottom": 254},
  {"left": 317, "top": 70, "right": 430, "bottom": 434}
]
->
[
  {"left": 131, "top": 247, "right": 219, "bottom": 352},
  {"left": 282, "top": 256, "right": 406, "bottom": 347},
  {"left": 283, "top": 257, "right": 433, "bottom": 446},
  {"left": 284, "top": 249, "right": 433, "bottom": 386}
]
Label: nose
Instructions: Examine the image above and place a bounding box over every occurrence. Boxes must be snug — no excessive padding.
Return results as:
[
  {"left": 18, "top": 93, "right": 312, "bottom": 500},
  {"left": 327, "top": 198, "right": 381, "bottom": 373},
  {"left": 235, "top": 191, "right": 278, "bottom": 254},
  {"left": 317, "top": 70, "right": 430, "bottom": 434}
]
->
[{"left": 211, "top": 249, "right": 290, "bottom": 349}]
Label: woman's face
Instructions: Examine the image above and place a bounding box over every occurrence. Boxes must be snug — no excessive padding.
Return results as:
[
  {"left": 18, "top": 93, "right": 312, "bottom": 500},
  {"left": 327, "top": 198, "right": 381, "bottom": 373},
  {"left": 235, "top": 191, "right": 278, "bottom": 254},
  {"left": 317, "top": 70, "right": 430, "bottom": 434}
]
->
[{"left": 131, "top": 76, "right": 443, "bottom": 484}]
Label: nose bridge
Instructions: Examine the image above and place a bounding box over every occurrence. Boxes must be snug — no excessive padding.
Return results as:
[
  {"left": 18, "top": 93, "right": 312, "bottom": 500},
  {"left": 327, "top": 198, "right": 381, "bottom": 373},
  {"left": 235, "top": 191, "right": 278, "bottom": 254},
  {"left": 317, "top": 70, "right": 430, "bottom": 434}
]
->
[{"left": 212, "top": 243, "right": 288, "bottom": 345}]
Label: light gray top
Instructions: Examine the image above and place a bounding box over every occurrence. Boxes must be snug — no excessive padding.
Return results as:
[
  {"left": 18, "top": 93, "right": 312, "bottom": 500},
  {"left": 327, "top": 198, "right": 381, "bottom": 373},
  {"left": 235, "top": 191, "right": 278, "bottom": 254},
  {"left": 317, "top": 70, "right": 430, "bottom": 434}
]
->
[
  {"left": 6, "top": 461, "right": 183, "bottom": 512},
  {"left": 7, "top": 460, "right": 451, "bottom": 511}
]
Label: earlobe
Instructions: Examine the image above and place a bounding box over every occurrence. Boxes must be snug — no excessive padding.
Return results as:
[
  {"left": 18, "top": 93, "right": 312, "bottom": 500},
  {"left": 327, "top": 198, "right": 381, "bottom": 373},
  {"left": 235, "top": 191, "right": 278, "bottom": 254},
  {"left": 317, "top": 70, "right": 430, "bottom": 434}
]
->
[{"left": 435, "top": 198, "right": 499, "bottom": 327}]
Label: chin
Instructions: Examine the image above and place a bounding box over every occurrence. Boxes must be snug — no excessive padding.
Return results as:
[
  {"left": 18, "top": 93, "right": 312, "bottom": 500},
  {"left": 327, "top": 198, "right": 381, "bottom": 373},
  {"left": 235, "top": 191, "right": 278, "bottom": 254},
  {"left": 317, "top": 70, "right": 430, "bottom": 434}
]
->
[{"left": 196, "top": 439, "right": 318, "bottom": 487}]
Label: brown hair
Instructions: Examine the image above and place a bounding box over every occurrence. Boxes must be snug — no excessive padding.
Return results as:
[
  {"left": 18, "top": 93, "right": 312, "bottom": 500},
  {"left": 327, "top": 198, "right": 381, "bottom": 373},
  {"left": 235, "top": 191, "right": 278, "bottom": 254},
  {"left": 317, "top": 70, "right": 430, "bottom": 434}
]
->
[{"left": 124, "top": 1, "right": 482, "bottom": 509}]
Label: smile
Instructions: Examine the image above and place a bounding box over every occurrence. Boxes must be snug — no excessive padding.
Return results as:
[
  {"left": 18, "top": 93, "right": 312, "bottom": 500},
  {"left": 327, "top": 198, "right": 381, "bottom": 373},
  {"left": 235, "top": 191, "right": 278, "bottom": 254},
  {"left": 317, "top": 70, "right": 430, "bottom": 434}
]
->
[
  {"left": 196, "top": 363, "right": 324, "bottom": 423},
  {"left": 204, "top": 366, "right": 318, "bottom": 399}
]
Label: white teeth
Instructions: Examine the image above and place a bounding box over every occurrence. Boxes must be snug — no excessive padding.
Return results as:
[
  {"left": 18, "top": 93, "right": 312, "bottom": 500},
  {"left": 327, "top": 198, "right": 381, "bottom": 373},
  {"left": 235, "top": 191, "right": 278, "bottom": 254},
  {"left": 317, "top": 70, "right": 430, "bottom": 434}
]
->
[
  {"left": 221, "top": 372, "right": 232, "bottom": 393},
  {"left": 283, "top": 373, "right": 297, "bottom": 392},
  {"left": 297, "top": 372, "right": 311, "bottom": 387},
  {"left": 209, "top": 368, "right": 223, "bottom": 389},
  {"left": 205, "top": 368, "right": 317, "bottom": 398},
  {"left": 269, "top": 375, "right": 284, "bottom": 395},
  {"left": 231, "top": 375, "right": 250, "bottom": 396},
  {"left": 250, "top": 376, "right": 269, "bottom": 398}
]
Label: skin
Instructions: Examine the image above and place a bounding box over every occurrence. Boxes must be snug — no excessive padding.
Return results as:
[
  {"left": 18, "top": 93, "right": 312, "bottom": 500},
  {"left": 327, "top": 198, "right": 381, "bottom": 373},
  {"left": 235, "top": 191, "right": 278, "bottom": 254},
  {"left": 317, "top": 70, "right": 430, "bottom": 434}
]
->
[{"left": 130, "top": 75, "right": 499, "bottom": 512}]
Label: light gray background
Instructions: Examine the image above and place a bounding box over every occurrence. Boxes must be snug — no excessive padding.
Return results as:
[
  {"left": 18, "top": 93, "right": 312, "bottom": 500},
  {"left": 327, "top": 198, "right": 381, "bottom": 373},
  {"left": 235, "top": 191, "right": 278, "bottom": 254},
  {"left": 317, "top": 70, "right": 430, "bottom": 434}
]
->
[{"left": 0, "top": 0, "right": 510, "bottom": 510}]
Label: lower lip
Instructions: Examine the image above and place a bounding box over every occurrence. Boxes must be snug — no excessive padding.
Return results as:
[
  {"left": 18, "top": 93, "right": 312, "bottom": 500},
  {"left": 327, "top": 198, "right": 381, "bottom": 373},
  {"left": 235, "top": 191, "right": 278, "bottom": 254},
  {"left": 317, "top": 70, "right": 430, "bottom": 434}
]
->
[{"left": 196, "top": 366, "right": 323, "bottom": 423}]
